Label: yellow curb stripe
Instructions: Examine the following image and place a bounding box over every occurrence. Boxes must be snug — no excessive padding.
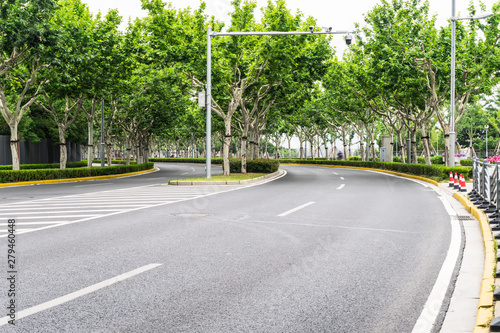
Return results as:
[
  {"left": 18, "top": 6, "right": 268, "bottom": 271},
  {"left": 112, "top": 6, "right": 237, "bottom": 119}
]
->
[
  {"left": 451, "top": 194, "right": 496, "bottom": 332},
  {"left": 0, "top": 168, "right": 156, "bottom": 187}
]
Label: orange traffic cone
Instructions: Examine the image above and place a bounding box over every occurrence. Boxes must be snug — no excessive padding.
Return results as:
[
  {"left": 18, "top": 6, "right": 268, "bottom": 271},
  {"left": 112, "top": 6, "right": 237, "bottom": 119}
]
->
[
  {"left": 449, "top": 171, "right": 454, "bottom": 187},
  {"left": 454, "top": 173, "right": 459, "bottom": 190},
  {"left": 460, "top": 174, "right": 467, "bottom": 192}
]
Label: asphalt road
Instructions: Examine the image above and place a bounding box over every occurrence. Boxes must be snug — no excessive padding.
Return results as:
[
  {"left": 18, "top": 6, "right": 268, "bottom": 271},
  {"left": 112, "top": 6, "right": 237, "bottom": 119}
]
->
[{"left": 0, "top": 163, "right": 452, "bottom": 332}]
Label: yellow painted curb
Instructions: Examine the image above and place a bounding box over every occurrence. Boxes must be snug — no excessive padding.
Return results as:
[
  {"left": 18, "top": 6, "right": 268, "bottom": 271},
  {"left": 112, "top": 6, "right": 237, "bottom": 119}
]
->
[
  {"left": 282, "top": 163, "right": 439, "bottom": 186},
  {"left": 0, "top": 168, "right": 156, "bottom": 187},
  {"left": 452, "top": 195, "right": 497, "bottom": 332}
]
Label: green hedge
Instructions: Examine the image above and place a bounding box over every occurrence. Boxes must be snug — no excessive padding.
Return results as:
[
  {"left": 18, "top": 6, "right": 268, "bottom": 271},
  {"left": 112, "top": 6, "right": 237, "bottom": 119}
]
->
[
  {"left": 87, "top": 159, "right": 137, "bottom": 165},
  {"left": 229, "top": 159, "right": 279, "bottom": 173},
  {"left": 0, "top": 161, "right": 87, "bottom": 170},
  {"left": 431, "top": 155, "right": 444, "bottom": 165},
  {"left": 150, "top": 158, "right": 224, "bottom": 164},
  {"left": 0, "top": 163, "right": 154, "bottom": 183},
  {"left": 150, "top": 157, "right": 279, "bottom": 173},
  {"left": 417, "top": 156, "right": 425, "bottom": 164},
  {"left": 279, "top": 159, "right": 471, "bottom": 181},
  {"left": 460, "top": 159, "right": 473, "bottom": 166},
  {"left": 348, "top": 156, "right": 362, "bottom": 161},
  {"left": 393, "top": 156, "right": 402, "bottom": 162}
]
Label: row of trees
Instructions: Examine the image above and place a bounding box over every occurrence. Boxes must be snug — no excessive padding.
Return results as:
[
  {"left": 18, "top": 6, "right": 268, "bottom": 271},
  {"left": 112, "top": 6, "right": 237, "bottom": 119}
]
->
[{"left": 1, "top": 0, "right": 500, "bottom": 174}]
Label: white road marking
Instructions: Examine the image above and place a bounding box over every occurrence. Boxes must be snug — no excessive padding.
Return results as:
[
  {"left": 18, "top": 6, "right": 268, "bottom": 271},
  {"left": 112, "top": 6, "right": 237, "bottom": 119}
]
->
[
  {"left": 0, "top": 171, "right": 284, "bottom": 237},
  {"left": 181, "top": 172, "right": 189, "bottom": 175},
  {"left": 340, "top": 177, "right": 345, "bottom": 180},
  {"left": 278, "top": 202, "right": 315, "bottom": 217},
  {"left": 0, "top": 263, "right": 162, "bottom": 326},
  {"left": 0, "top": 210, "right": 118, "bottom": 215},
  {"left": 74, "top": 183, "right": 112, "bottom": 188},
  {"left": 411, "top": 196, "right": 462, "bottom": 333},
  {"left": 10, "top": 222, "right": 69, "bottom": 225},
  {"left": 332, "top": 172, "right": 339, "bottom": 175},
  {"left": 337, "top": 184, "right": 345, "bottom": 190}
]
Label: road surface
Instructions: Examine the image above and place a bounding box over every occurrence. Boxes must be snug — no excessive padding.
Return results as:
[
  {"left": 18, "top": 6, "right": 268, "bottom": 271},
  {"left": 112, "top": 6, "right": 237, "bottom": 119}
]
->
[{"left": 0, "top": 163, "right": 455, "bottom": 332}]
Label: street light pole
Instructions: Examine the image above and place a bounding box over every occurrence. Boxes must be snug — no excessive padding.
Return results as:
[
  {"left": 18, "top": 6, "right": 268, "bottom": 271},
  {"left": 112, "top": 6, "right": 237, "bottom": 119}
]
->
[
  {"left": 449, "top": 1, "right": 493, "bottom": 167},
  {"left": 486, "top": 124, "right": 489, "bottom": 158},
  {"left": 100, "top": 99, "right": 105, "bottom": 167},
  {"left": 206, "top": 26, "right": 212, "bottom": 178},
  {"left": 449, "top": 0, "right": 456, "bottom": 167},
  {"left": 205, "top": 28, "right": 352, "bottom": 178}
]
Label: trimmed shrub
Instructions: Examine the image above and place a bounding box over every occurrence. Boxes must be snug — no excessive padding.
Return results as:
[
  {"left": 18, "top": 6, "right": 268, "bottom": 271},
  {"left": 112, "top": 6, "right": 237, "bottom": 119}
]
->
[
  {"left": 348, "top": 156, "right": 362, "bottom": 161},
  {"left": 150, "top": 158, "right": 223, "bottom": 164},
  {"left": 0, "top": 163, "right": 154, "bottom": 183},
  {"left": 393, "top": 156, "right": 401, "bottom": 162},
  {"left": 279, "top": 159, "right": 471, "bottom": 180},
  {"left": 229, "top": 158, "right": 279, "bottom": 173},
  {"left": 417, "top": 156, "right": 425, "bottom": 164},
  {"left": 0, "top": 161, "right": 87, "bottom": 170},
  {"left": 89, "top": 159, "right": 137, "bottom": 165},
  {"left": 431, "top": 155, "right": 444, "bottom": 165},
  {"left": 460, "top": 159, "right": 472, "bottom": 166}
]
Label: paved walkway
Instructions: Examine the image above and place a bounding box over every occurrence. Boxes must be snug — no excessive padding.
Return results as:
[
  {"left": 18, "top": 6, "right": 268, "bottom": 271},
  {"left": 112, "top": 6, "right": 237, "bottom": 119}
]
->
[{"left": 437, "top": 182, "right": 484, "bottom": 332}]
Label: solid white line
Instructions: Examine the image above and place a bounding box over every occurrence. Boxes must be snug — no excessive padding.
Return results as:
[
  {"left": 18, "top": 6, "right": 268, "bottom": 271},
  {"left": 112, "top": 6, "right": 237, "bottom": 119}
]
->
[
  {"left": 278, "top": 202, "right": 315, "bottom": 217},
  {"left": 0, "top": 210, "right": 118, "bottom": 215},
  {"left": 411, "top": 197, "right": 462, "bottom": 333},
  {"left": 332, "top": 172, "right": 339, "bottom": 175},
  {"left": 10, "top": 222, "right": 68, "bottom": 225},
  {"left": 337, "top": 184, "right": 345, "bottom": 190},
  {"left": 181, "top": 172, "right": 188, "bottom": 175},
  {"left": 0, "top": 215, "right": 98, "bottom": 219},
  {"left": 0, "top": 263, "right": 162, "bottom": 326},
  {"left": 0, "top": 228, "right": 33, "bottom": 232},
  {"left": 340, "top": 177, "right": 345, "bottom": 180},
  {"left": 0, "top": 205, "right": 146, "bottom": 210}
]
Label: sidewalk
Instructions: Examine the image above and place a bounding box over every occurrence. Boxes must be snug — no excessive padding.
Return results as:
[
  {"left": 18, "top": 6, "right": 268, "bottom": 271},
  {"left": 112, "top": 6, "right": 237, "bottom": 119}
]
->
[{"left": 437, "top": 182, "right": 485, "bottom": 332}]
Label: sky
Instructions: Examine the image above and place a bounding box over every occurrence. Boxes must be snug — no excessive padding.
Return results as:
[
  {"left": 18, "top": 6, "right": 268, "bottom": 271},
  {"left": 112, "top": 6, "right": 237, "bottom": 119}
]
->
[{"left": 82, "top": 0, "right": 499, "bottom": 54}]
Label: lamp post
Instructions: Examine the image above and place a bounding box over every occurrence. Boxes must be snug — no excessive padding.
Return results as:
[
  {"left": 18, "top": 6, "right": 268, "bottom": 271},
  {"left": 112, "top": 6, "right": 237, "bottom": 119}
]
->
[
  {"left": 449, "top": 2, "right": 493, "bottom": 167},
  {"left": 205, "top": 27, "right": 352, "bottom": 178},
  {"left": 486, "top": 124, "right": 489, "bottom": 158}
]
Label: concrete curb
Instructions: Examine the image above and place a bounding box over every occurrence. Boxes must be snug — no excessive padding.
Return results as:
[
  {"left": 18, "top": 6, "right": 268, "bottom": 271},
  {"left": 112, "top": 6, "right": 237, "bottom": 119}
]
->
[
  {"left": 0, "top": 167, "right": 157, "bottom": 187},
  {"left": 168, "top": 170, "right": 282, "bottom": 186},
  {"left": 451, "top": 193, "right": 496, "bottom": 331}
]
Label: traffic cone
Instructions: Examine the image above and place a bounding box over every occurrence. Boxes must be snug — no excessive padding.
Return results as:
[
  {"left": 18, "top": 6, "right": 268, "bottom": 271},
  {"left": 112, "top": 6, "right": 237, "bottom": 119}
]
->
[
  {"left": 460, "top": 174, "right": 467, "bottom": 192},
  {"left": 449, "top": 171, "right": 454, "bottom": 187},
  {"left": 454, "top": 173, "right": 459, "bottom": 190}
]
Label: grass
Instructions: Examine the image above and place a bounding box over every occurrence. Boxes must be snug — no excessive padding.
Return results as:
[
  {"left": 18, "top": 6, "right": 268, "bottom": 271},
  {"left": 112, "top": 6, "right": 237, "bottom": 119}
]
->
[{"left": 173, "top": 173, "right": 267, "bottom": 182}]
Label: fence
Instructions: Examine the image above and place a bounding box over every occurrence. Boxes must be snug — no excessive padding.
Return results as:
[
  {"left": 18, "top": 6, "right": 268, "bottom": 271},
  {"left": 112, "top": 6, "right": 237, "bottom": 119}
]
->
[
  {"left": 0, "top": 136, "right": 82, "bottom": 165},
  {"left": 470, "top": 158, "right": 500, "bottom": 214}
]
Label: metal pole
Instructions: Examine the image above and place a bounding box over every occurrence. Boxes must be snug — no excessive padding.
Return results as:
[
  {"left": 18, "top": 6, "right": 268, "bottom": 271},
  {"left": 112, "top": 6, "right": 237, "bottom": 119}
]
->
[
  {"left": 206, "top": 27, "right": 212, "bottom": 179},
  {"left": 449, "top": 0, "right": 456, "bottom": 167},
  {"left": 100, "top": 100, "right": 105, "bottom": 167},
  {"left": 486, "top": 126, "right": 489, "bottom": 158}
]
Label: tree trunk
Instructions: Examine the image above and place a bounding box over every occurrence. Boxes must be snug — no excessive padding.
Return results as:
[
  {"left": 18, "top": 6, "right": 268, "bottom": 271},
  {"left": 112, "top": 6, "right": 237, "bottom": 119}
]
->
[
  {"left": 223, "top": 121, "right": 231, "bottom": 176},
  {"left": 107, "top": 144, "right": 112, "bottom": 166},
  {"left": 87, "top": 121, "right": 94, "bottom": 168},
  {"left": 10, "top": 126, "right": 20, "bottom": 171},
  {"left": 58, "top": 126, "right": 67, "bottom": 169},
  {"left": 241, "top": 136, "right": 247, "bottom": 173}
]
